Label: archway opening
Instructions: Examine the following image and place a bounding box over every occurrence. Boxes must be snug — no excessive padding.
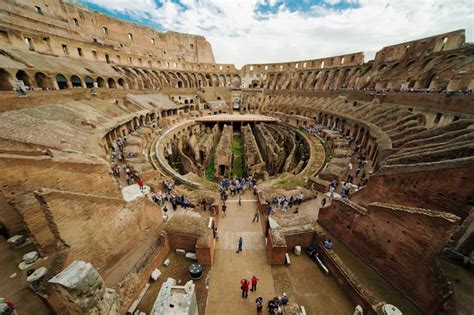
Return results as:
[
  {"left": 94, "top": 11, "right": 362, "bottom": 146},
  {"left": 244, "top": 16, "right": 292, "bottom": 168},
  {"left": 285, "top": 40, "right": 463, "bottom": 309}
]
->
[
  {"left": 71, "top": 75, "right": 82, "bottom": 88},
  {"left": 84, "top": 76, "right": 94, "bottom": 88},
  {"left": 108, "top": 78, "right": 117, "bottom": 88},
  {"left": 55, "top": 74, "right": 68, "bottom": 89},
  {"left": 35, "top": 72, "right": 51, "bottom": 90},
  {"left": 97, "top": 77, "right": 106, "bottom": 88},
  {"left": 16, "top": 70, "right": 31, "bottom": 87},
  {"left": 0, "top": 69, "right": 13, "bottom": 91}
]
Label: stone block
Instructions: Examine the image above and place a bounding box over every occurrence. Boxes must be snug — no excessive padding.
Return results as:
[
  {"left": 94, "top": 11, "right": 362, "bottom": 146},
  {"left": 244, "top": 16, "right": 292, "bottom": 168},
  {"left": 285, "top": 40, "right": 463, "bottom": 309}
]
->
[{"left": 176, "top": 249, "right": 186, "bottom": 255}]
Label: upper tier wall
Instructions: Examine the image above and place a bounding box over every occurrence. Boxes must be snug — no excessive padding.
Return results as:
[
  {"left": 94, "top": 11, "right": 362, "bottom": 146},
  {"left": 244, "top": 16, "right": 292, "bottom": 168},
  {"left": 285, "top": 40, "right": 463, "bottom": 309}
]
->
[{"left": 0, "top": 0, "right": 215, "bottom": 64}]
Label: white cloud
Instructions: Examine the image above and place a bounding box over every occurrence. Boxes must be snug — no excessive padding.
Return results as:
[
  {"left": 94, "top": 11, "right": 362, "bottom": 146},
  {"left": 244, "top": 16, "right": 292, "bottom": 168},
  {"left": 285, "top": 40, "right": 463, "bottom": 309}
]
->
[{"left": 82, "top": 0, "right": 474, "bottom": 68}]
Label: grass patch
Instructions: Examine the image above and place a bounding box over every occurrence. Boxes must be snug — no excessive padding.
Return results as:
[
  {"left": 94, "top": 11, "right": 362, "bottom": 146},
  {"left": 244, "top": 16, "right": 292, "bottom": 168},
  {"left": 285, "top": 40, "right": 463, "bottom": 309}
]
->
[
  {"left": 231, "top": 134, "right": 244, "bottom": 178},
  {"left": 205, "top": 158, "right": 215, "bottom": 180},
  {"left": 274, "top": 175, "right": 306, "bottom": 190}
]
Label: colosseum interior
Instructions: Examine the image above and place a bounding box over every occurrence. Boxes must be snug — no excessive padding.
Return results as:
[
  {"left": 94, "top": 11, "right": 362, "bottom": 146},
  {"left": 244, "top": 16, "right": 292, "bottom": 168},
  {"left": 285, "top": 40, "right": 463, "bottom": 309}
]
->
[{"left": 0, "top": 1, "right": 473, "bottom": 315}]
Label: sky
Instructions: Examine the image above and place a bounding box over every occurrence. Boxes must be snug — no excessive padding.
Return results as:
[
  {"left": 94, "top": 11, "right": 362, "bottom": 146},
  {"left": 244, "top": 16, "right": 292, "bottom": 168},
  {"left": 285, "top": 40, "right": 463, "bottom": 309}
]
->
[{"left": 79, "top": 0, "right": 474, "bottom": 68}]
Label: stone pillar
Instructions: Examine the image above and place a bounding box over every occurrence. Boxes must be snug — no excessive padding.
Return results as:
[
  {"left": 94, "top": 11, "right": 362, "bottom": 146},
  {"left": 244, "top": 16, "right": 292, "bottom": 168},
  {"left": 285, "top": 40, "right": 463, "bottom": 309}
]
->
[{"left": 49, "top": 260, "right": 120, "bottom": 315}]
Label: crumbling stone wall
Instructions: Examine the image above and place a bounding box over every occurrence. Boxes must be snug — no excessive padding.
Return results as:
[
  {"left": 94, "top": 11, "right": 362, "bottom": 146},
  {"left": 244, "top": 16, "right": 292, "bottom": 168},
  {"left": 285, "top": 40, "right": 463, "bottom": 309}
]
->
[
  {"left": 318, "top": 199, "right": 460, "bottom": 314},
  {"left": 241, "top": 124, "right": 266, "bottom": 177},
  {"left": 49, "top": 260, "right": 120, "bottom": 315},
  {"left": 214, "top": 124, "right": 233, "bottom": 178}
]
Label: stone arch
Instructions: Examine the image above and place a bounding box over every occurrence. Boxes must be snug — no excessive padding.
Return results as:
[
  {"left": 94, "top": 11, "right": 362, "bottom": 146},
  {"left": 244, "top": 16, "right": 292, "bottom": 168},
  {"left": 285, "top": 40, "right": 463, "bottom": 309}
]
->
[
  {"left": 218, "top": 74, "right": 225, "bottom": 87},
  {"left": 232, "top": 75, "right": 241, "bottom": 88},
  {"left": 71, "top": 75, "right": 82, "bottom": 88},
  {"left": 35, "top": 72, "right": 52, "bottom": 90},
  {"left": 55, "top": 73, "right": 68, "bottom": 89},
  {"left": 84, "top": 76, "right": 94, "bottom": 88},
  {"left": 0, "top": 68, "right": 13, "bottom": 90},
  {"left": 97, "top": 77, "right": 106, "bottom": 88},
  {"left": 118, "top": 78, "right": 126, "bottom": 89},
  {"left": 205, "top": 74, "right": 213, "bottom": 87},
  {"left": 16, "top": 70, "right": 32, "bottom": 87},
  {"left": 107, "top": 78, "right": 117, "bottom": 88}
]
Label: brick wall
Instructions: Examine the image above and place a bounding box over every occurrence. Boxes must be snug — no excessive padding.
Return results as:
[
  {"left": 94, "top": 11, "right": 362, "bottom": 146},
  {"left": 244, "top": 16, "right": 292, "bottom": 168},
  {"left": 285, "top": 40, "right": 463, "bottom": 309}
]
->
[{"left": 318, "top": 199, "right": 459, "bottom": 314}]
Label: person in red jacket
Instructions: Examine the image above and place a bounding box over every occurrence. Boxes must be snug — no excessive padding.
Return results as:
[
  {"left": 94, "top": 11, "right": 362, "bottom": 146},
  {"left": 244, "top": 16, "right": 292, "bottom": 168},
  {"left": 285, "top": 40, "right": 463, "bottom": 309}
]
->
[
  {"left": 137, "top": 178, "right": 145, "bottom": 191},
  {"left": 240, "top": 279, "right": 249, "bottom": 298},
  {"left": 250, "top": 275, "right": 259, "bottom": 292}
]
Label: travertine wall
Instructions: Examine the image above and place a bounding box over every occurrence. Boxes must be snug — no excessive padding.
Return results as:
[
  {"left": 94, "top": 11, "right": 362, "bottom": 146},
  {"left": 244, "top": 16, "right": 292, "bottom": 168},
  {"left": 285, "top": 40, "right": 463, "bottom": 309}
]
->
[{"left": 0, "top": 0, "right": 214, "bottom": 63}]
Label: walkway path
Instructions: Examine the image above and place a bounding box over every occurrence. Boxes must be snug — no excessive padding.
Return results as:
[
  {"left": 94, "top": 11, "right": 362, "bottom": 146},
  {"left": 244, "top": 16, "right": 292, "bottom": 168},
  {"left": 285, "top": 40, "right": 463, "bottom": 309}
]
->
[{"left": 206, "top": 190, "right": 276, "bottom": 314}]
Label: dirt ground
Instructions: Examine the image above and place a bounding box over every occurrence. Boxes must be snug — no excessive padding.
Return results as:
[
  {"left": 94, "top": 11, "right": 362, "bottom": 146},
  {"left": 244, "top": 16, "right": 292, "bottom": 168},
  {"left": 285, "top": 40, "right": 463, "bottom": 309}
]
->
[
  {"left": 272, "top": 253, "right": 354, "bottom": 315},
  {"left": 0, "top": 238, "right": 51, "bottom": 315},
  {"left": 439, "top": 259, "right": 474, "bottom": 315},
  {"left": 136, "top": 252, "right": 210, "bottom": 314}
]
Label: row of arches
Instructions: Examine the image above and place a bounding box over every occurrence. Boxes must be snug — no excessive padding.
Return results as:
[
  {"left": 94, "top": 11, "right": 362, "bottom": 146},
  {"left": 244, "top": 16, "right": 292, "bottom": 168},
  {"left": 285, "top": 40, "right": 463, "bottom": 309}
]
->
[
  {"left": 0, "top": 68, "right": 126, "bottom": 91},
  {"left": 257, "top": 52, "right": 468, "bottom": 92},
  {"left": 0, "top": 67, "right": 242, "bottom": 91},
  {"left": 112, "top": 66, "right": 242, "bottom": 90}
]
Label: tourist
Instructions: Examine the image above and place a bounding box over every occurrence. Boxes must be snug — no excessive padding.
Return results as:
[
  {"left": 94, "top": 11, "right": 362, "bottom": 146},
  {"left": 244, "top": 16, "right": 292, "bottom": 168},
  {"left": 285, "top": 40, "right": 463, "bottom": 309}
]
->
[
  {"left": 238, "top": 193, "right": 242, "bottom": 206},
  {"left": 250, "top": 275, "right": 259, "bottom": 291},
  {"left": 236, "top": 236, "right": 243, "bottom": 253},
  {"left": 222, "top": 204, "right": 227, "bottom": 217},
  {"left": 293, "top": 207, "right": 299, "bottom": 214},
  {"left": 256, "top": 296, "right": 263, "bottom": 314},
  {"left": 252, "top": 209, "right": 259, "bottom": 223},
  {"left": 321, "top": 198, "right": 327, "bottom": 207},
  {"left": 163, "top": 205, "right": 168, "bottom": 215},
  {"left": 137, "top": 178, "right": 145, "bottom": 191},
  {"left": 324, "top": 239, "right": 333, "bottom": 249},
  {"left": 240, "top": 278, "right": 249, "bottom": 298},
  {"left": 281, "top": 293, "right": 288, "bottom": 305}
]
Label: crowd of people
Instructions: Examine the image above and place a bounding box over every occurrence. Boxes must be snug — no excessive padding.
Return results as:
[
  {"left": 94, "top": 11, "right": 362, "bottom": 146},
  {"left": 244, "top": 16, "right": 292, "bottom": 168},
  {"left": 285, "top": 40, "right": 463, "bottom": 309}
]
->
[{"left": 266, "top": 192, "right": 304, "bottom": 214}]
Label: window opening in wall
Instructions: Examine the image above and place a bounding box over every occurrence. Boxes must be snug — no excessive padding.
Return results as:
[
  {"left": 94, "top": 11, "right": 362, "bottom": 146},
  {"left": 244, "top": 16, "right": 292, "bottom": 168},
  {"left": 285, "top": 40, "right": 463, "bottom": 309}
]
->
[
  {"left": 77, "top": 47, "right": 83, "bottom": 56},
  {"left": 264, "top": 65, "right": 268, "bottom": 70},
  {"left": 341, "top": 57, "right": 345, "bottom": 64},
  {"left": 116, "top": 55, "right": 121, "bottom": 62},
  {"left": 166, "top": 62, "right": 170, "bottom": 68},
  {"left": 93, "top": 38, "right": 98, "bottom": 43},
  {"left": 102, "top": 27, "right": 108, "bottom": 35},
  {"left": 105, "top": 54, "right": 110, "bottom": 63},
  {"left": 440, "top": 37, "right": 448, "bottom": 51},
  {"left": 128, "top": 57, "right": 132, "bottom": 64},
  {"left": 62, "top": 44, "right": 69, "bottom": 55},
  {"left": 72, "top": 18, "right": 79, "bottom": 26},
  {"left": 408, "top": 108, "right": 413, "bottom": 112},
  {"left": 34, "top": 6, "right": 42, "bottom": 14},
  {"left": 219, "top": 65, "right": 223, "bottom": 70},
  {"left": 351, "top": 55, "right": 355, "bottom": 62},
  {"left": 151, "top": 38, "right": 155, "bottom": 44},
  {"left": 279, "top": 65, "right": 283, "bottom": 70},
  {"left": 92, "top": 50, "right": 97, "bottom": 60},
  {"left": 250, "top": 66, "right": 254, "bottom": 71},
  {"left": 190, "top": 43, "right": 194, "bottom": 49},
  {"left": 303, "top": 62, "right": 307, "bottom": 68},
  {"left": 128, "top": 33, "right": 133, "bottom": 40},
  {"left": 138, "top": 58, "right": 142, "bottom": 65},
  {"left": 148, "top": 60, "right": 152, "bottom": 67},
  {"left": 174, "top": 63, "right": 177, "bottom": 68},
  {"left": 321, "top": 61, "right": 325, "bottom": 68},
  {"left": 163, "top": 51, "right": 166, "bottom": 55},
  {"left": 295, "top": 63, "right": 299, "bottom": 68},
  {"left": 453, "top": 116, "right": 460, "bottom": 122},
  {"left": 434, "top": 113, "right": 442, "bottom": 124},
  {"left": 24, "top": 37, "right": 34, "bottom": 50}
]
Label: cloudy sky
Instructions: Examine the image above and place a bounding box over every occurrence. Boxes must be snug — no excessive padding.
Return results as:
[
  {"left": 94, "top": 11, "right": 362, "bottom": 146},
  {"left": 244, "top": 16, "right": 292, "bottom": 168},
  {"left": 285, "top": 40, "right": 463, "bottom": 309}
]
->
[{"left": 79, "top": 0, "right": 474, "bottom": 68}]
